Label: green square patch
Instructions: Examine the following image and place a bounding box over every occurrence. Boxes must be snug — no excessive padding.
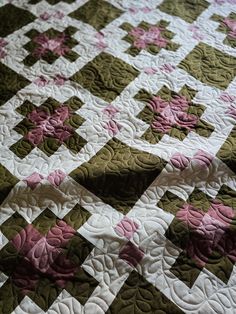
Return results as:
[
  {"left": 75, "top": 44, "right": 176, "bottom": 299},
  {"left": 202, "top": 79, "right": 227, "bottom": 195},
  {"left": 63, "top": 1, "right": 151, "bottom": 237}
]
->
[
  {"left": 158, "top": 0, "right": 209, "bottom": 23},
  {"left": 0, "top": 63, "right": 30, "bottom": 107},
  {"left": 0, "top": 4, "right": 35, "bottom": 37},
  {"left": 179, "top": 42, "right": 236, "bottom": 90},
  {"left": 69, "top": 0, "right": 123, "bottom": 31},
  {"left": 70, "top": 52, "right": 139, "bottom": 102},
  {"left": 69, "top": 138, "right": 166, "bottom": 214}
]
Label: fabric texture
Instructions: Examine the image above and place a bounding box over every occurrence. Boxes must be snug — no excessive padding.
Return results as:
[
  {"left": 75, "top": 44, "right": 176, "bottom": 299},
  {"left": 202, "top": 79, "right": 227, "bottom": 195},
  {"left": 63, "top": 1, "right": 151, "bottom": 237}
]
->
[{"left": 0, "top": 0, "right": 236, "bottom": 313}]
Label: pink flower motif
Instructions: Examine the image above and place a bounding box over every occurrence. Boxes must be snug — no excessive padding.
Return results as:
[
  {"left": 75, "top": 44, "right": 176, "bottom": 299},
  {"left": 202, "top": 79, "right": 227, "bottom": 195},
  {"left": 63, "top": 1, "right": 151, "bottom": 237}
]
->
[
  {"left": 33, "top": 75, "right": 49, "bottom": 87},
  {"left": 223, "top": 18, "right": 236, "bottom": 39},
  {"left": 95, "top": 32, "right": 104, "bottom": 40},
  {"left": 188, "top": 25, "right": 199, "bottom": 32},
  {"left": 130, "top": 26, "right": 168, "bottom": 49},
  {"left": 128, "top": 7, "right": 139, "bottom": 14},
  {"left": 144, "top": 67, "right": 157, "bottom": 75},
  {"left": 186, "top": 213, "right": 226, "bottom": 267},
  {"left": 26, "top": 128, "right": 44, "bottom": 145},
  {"left": 115, "top": 217, "right": 139, "bottom": 240},
  {"left": 192, "top": 150, "right": 213, "bottom": 167},
  {"left": 226, "top": 104, "right": 236, "bottom": 119},
  {"left": 208, "top": 201, "right": 234, "bottom": 227},
  {"left": 141, "top": 7, "right": 152, "bottom": 13},
  {"left": 160, "top": 63, "right": 175, "bottom": 73},
  {"left": 0, "top": 38, "right": 7, "bottom": 59},
  {"left": 95, "top": 32, "right": 107, "bottom": 50},
  {"left": 0, "top": 50, "right": 6, "bottom": 58},
  {"left": 26, "top": 105, "right": 73, "bottom": 145},
  {"left": 53, "top": 74, "right": 67, "bottom": 86},
  {"left": 219, "top": 93, "right": 236, "bottom": 103},
  {"left": 119, "top": 241, "right": 144, "bottom": 267},
  {"left": 192, "top": 32, "right": 204, "bottom": 40},
  {"left": 188, "top": 24, "right": 204, "bottom": 40},
  {"left": 150, "top": 95, "right": 198, "bottom": 133},
  {"left": 12, "top": 222, "right": 75, "bottom": 275},
  {"left": 104, "top": 120, "right": 121, "bottom": 136},
  {"left": 33, "top": 33, "right": 70, "bottom": 58},
  {"left": 176, "top": 204, "right": 204, "bottom": 229},
  {"left": 23, "top": 172, "right": 44, "bottom": 190},
  {"left": 170, "top": 153, "right": 191, "bottom": 170},
  {"left": 96, "top": 41, "right": 107, "bottom": 50},
  {"left": 0, "top": 38, "right": 7, "bottom": 48},
  {"left": 53, "top": 11, "right": 64, "bottom": 19},
  {"left": 102, "top": 104, "right": 119, "bottom": 119},
  {"left": 28, "top": 109, "right": 48, "bottom": 125},
  {"left": 40, "top": 12, "right": 51, "bottom": 21},
  {"left": 47, "top": 170, "right": 66, "bottom": 187}
]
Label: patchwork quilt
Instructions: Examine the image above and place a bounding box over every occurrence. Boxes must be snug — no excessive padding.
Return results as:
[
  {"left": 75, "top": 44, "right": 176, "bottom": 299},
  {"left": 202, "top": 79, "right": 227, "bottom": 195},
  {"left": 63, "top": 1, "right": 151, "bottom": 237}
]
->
[{"left": 1, "top": 0, "right": 236, "bottom": 313}]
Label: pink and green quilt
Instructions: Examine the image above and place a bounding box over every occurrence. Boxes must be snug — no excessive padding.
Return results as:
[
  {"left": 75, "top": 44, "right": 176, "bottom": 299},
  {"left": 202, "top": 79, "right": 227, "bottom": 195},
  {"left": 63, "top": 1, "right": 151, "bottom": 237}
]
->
[{"left": 0, "top": 0, "right": 236, "bottom": 313}]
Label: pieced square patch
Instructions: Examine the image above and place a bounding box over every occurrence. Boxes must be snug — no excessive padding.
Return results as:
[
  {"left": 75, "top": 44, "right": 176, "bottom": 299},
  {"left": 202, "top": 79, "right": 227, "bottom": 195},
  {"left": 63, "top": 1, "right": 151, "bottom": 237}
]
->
[
  {"left": 211, "top": 13, "right": 236, "bottom": 48},
  {"left": 69, "top": 0, "right": 123, "bottom": 31},
  {"left": 158, "top": 0, "right": 209, "bottom": 23},
  {"left": 10, "top": 97, "right": 86, "bottom": 158},
  {"left": 69, "top": 138, "right": 166, "bottom": 213},
  {"left": 0, "top": 4, "right": 35, "bottom": 38},
  {"left": 0, "top": 63, "right": 30, "bottom": 107},
  {"left": 135, "top": 84, "right": 214, "bottom": 144},
  {"left": 23, "top": 27, "right": 79, "bottom": 66},
  {"left": 179, "top": 42, "right": 236, "bottom": 90},
  {"left": 70, "top": 52, "right": 139, "bottom": 102},
  {"left": 120, "top": 20, "right": 179, "bottom": 57}
]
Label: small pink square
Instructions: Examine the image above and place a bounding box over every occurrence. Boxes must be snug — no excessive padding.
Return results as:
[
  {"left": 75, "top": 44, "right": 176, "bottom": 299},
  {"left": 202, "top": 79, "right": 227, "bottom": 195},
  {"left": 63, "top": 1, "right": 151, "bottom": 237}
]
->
[
  {"left": 23, "top": 172, "right": 44, "bottom": 190},
  {"left": 119, "top": 241, "right": 144, "bottom": 267},
  {"left": 46, "top": 220, "right": 75, "bottom": 247},
  {"left": 207, "top": 202, "right": 234, "bottom": 227},
  {"left": 170, "top": 153, "right": 190, "bottom": 170},
  {"left": 192, "top": 150, "right": 213, "bottom": 167},
  {"left": 26, "top": 237, "right": 61, "bottom": 273},
  {"left": 47, "top": 170, "right": 66, "bottom": 187},
  {"left": 115, "top": 217, "right": 139, "bottom": 240}
]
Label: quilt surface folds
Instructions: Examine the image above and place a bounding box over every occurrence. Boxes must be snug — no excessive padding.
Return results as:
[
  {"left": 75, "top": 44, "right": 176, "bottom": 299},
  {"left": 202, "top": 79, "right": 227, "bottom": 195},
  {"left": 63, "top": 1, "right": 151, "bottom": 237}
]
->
[{"left": 0, "top": 0, "right": 236, "bottom": 313}]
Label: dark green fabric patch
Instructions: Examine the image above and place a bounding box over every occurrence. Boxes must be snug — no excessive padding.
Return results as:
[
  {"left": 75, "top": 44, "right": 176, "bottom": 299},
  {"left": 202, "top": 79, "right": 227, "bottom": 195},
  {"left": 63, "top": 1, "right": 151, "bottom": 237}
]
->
[
  {"left": 69, "top": 138, "right": 166, "bottom": 213},
  {"left": 0, "top": 63, "right": 30, "bottom": 107},
  {"left": 0, "top": 4, "right": 35, "bottom": 37},
  {"left": 70, "top": 52, "right": 139, "bottom": 102},
  {"left": 69, "top": 0, "right": 123, "bottom": 31}
]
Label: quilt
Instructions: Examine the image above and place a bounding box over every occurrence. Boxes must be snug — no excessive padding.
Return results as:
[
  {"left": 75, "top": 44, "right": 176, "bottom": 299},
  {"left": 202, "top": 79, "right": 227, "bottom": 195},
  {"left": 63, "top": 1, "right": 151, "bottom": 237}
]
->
[{"left": 0, "top": 0, "right": 236, "bottom": 313}]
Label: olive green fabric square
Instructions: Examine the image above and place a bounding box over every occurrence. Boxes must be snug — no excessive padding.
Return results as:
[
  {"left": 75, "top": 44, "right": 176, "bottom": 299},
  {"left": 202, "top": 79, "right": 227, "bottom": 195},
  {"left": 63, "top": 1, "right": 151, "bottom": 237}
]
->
[
  {"left": 69, "top": 0, "right": 123, "bottom": 31},
  {"left": 0, "top": 63, "right": 30, "bottom": 107},
  {"left": 0, "top": 4, "right": 35, "bottom": 38},
  {"left": 170, "top": 251, "right": 202, "bottom": 287},
  {"left": 70, "top": 52, "right": 139, "bottom": 102},
  {"left": 179, "top": 42, "right": 236, "bottom": 90},
  {"left": 158, "top": 0, "right": 209, "bottom": 23},
  {"left": 206, "top": 251, "right": 234, "bottom": 284},
  {"left": 69, "top": 138, "right": 166, "bottom": 213}
]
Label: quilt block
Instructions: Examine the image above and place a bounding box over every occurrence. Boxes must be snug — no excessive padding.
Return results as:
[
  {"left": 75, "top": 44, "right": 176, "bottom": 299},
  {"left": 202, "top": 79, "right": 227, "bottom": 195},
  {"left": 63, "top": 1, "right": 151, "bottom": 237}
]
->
[{"left": 0, "top": 0, "right": 236, "bottom": 313}]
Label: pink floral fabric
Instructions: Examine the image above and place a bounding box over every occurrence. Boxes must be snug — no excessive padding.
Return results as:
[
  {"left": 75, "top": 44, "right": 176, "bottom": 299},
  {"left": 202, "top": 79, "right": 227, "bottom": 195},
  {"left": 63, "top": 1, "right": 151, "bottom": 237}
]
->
[
  {"left": 223, "top": 18, "right": 236, "bottom": 38},
  {"left": 33, "top": 33, "right": 70, "bottom": 58},
  {"left": 129, "top": 26, "right": 168, "bottom": 49},
  {"left": 26, "top": 105, "right": 73, "bottom": 145},
  {"left": 149, "top": 95, "right": 198, "bottom": 133}
]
